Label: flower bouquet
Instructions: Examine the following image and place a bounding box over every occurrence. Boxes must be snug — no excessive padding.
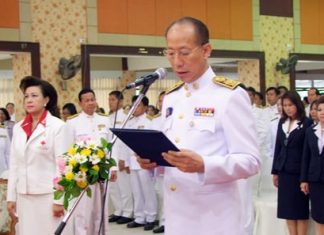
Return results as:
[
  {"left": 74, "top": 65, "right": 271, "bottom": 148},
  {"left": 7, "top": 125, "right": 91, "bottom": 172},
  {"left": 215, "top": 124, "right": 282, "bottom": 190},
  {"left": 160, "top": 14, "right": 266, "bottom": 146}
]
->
[{"left": 54, "top": 138, "right": 115, "bottom": 209}]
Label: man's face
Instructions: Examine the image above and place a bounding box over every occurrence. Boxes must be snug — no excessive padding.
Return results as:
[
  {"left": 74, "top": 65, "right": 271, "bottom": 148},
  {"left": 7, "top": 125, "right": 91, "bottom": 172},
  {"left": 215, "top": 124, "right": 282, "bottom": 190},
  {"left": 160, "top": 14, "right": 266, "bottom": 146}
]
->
[
  {"left": 165, "top": 23, "right": 212, "bottom": 83},
  {"left": 266, "top": 90, "right": 278, "bottom": 106},
  {"left": 79, "top": 92, "right": 97, "bottom": 115},
  {"left": 132, "top": 102, "right": 147, "bottom": 117},
  {"left": 108, "top": 95, "right": 122, "bottom": 112},
  {"left": 308, "top": 89, "right": 318, "bottom": 104}
]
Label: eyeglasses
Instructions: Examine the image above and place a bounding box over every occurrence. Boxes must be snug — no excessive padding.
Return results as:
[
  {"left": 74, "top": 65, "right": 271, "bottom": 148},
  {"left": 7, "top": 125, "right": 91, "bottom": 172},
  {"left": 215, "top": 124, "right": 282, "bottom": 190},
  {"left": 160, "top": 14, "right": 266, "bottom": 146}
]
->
[{"left": 163, "top": 45, "right": 203, "bottom": 59}]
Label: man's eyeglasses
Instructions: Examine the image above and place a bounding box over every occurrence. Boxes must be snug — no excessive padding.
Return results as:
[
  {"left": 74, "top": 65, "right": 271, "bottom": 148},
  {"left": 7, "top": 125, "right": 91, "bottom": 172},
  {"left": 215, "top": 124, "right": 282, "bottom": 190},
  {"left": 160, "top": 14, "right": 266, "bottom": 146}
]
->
[{"left": 163, "top": 45, "right": 203, "bottom": 59}]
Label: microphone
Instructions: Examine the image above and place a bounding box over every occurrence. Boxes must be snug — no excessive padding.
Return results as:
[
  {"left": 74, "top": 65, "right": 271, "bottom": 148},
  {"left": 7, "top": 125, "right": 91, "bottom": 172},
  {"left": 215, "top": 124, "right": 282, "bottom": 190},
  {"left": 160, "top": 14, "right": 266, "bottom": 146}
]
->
[{"left": 125, "top": 68, "right": 167, "bottom": 89}]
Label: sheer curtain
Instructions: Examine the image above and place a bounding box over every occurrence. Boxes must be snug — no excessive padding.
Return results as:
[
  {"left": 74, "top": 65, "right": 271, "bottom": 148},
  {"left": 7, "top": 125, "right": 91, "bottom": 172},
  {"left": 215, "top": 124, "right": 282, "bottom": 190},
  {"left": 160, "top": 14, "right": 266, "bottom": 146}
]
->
[{"left": 0, "top": 77, "right": 13, "bottom": 107}]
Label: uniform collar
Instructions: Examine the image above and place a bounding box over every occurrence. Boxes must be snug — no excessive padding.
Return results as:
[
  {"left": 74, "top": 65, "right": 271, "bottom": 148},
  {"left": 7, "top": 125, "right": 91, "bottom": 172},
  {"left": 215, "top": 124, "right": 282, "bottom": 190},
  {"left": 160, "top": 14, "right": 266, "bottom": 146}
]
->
[
  {"left": 183, "top": 67, "right": 214, "bottom": 93},
  {"left": 81, "top": 111, "right": 96, "bottom": 118},
  {"left": 21, "top": 110, "right": 48, "bottom": 139}
]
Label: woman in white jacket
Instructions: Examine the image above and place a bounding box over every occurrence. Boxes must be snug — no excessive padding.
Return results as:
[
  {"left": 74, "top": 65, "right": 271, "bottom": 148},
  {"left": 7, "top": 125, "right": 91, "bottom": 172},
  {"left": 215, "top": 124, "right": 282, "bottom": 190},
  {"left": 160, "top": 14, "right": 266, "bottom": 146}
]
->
[{"left": 7, "top": 76, "right": 70, "bottom": 235}]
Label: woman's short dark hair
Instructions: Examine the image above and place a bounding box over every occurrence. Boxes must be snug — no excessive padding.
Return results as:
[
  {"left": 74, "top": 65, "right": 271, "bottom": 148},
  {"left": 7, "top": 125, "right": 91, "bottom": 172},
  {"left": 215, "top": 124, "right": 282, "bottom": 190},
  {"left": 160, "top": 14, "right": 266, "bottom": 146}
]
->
[
  {"left": 165, "top": 16, "right": 209, "bottom": 45},
  {"left": 62, "top": 103, "right": 77, "bottom": 115},
  {"left": 281, "top": 91, "right": 306, "bottom": 121},
  {"left": 0, "top": 108, "right": 11, "bottom": 121},
  {"left": 20, "top": 76, "right": 59, "bottom": 117}
]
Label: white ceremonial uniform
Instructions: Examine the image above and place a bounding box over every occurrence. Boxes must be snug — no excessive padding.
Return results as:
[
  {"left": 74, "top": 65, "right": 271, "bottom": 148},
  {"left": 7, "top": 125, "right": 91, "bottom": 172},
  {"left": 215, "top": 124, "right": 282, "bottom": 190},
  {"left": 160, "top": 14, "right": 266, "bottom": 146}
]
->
[
  {"left": 7, "top": 112, "right": 70, "bottom": 235},
  {"left": 108, "top": 109, "right": 133, "bottom": 218},
  {"left": 263, "top": 104, "right": 279, "bottom": 123},
  {"left": 0, "top": 125, "right": 10, "bottom": 177},
  {"left": 66, "top": 111, "right": 112, "bottom": 235},
  {"left": 161, "top": 67, "right": 261, "bottom": 235},
  {"left": 125, "top": 113, "right": 158, "bottom": 224},
  {"left": 151, "top": 113, "right": 165, "bottom": 226}
]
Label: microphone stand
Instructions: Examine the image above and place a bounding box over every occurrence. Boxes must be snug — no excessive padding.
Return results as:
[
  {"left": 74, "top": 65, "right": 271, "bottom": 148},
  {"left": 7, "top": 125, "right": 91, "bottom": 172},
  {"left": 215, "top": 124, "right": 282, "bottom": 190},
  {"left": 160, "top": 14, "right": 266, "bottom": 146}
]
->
[{"left": 55, "top": 84, "right": 151, "bottom": 235}]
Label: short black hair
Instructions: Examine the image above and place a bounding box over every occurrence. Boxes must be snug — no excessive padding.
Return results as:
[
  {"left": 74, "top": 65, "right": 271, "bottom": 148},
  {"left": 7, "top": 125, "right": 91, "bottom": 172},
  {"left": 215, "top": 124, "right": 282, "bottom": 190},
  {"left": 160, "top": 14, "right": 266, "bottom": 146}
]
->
[
  {"left": 266, "top": 87, "right": 280, "bottom": 96},
  {"left": 78, "top": 88, "right": 95, "bottom": 101},
  {"left": 5, "top": 102, "right": 14, "bottom": 108},
  {"left": 281, "top": 91, "right": 305, "bottom": 121},
  {"left": 165, "top": 16, "right": 209, "bottom": 45},
  {"left": 255, "top": 91, "right": 264, "bottom": 100},
  {"left": 20, "top": 76, "right": 59, "bottom": 117},
  {"left": 0, "top": 108, "right": 11, "bottom": 121},
  {"left": 62, "top": 103, "right": 77, "bottom": 115},
  {"left": 132, "top": 95, "right": 149, "bottom": 107},
  {"left": 309, "top": 87, "right": 320, "bottom": 96},
  {"left": 277, "top": 85, "right": 288, "bottom": 92},
  {"left": 109, "top": 90, "right": 124, "bottom": 100}
]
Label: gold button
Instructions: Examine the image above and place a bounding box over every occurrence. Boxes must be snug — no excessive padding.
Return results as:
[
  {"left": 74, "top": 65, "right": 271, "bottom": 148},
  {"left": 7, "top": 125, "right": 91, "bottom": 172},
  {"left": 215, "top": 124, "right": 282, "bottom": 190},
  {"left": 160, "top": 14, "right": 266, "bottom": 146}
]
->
[
  {"left": 175, "top": 137, "right": 180, "bottom": 143},
  {"left": 186, "top": 92, "right": 191, "bottom": 97},
  {"left": 189, "top": 121, "right": 194, "bottom": 127},
  {"left": 184, "top": 84, "right": 189, "bottom": 90},
  {"left": 170, "top": 184, "right": 176, "bottom": 191},
  {"left": 193, "top": 83, "right": 199, "bottom": 90},
  {"left": 178, "top": 114, "right": 184, "bottom": 119}
]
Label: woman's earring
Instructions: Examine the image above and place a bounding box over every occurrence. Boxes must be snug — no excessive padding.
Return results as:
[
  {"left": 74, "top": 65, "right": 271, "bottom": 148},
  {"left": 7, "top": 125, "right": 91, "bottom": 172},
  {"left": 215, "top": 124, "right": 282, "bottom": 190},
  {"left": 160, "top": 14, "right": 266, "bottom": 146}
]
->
[{"left": 44, "top": 103, "right": 47, "bottom": 107}]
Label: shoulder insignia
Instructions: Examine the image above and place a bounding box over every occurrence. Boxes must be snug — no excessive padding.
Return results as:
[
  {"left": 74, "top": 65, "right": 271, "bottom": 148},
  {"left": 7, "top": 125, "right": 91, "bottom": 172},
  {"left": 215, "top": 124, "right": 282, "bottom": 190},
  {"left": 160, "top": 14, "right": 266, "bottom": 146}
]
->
[
  {"left": 166, "top": 81, "right": 184, "bottom": 94},
  {"left": 97, "top": 112, "right": 108, "bottom": 117},
  {"left": 213, "top": 76, "right": 240, "bottom": 90},
  {"left": 0, "top": 124, "right": 5, "bottom": 128},
  {"left": 153, "top": 113, "right": 161, "bottom": 119},
  {"left": 146, "top": 114, "right": 154, "bottom": 120},
  {"left": 270, "top": 117, "right": 279, "bottom": 122},
  {"left": 67, "top": 113, "right": 80, "bottom": 120},
  {"left": 123, "top": 109, "right": 128, "bottom": 115}
]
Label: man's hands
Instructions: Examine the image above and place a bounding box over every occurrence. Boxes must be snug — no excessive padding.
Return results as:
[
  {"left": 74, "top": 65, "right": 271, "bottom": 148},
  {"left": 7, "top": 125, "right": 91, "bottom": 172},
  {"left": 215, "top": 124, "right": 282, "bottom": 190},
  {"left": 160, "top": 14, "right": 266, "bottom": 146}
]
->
[{"left": 137, "top": 149, "right": 205, "bottom": 173}]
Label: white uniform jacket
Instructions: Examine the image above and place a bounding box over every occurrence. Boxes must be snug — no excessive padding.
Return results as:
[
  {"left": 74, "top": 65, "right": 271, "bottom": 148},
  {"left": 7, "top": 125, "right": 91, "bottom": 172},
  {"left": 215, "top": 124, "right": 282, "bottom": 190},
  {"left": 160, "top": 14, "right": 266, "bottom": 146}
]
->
[
  {"left": 0, "top": 126, "right": 10, "bottom": 177},
  {"left": 7, "top": 113, "right": 68, "bottom": 202},
  {"left": 161, "top": 67, "right": 261, "bottom": 235}
]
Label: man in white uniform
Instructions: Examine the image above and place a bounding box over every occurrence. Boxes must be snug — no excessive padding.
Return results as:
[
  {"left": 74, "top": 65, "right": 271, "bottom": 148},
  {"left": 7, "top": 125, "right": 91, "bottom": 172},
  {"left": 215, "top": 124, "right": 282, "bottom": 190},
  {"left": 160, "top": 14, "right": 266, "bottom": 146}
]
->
[
  {"left": 138, "top": 17, "right": 261, "bottom": 235},
  {"left": 126, "top": 95, "right": 158, "bottom": 231},
  {"left": 66, "top": 88, "right": 116, "bottom": 235},
  {"left": 107, "top": 90, "right": 134, "bottom": 224}
]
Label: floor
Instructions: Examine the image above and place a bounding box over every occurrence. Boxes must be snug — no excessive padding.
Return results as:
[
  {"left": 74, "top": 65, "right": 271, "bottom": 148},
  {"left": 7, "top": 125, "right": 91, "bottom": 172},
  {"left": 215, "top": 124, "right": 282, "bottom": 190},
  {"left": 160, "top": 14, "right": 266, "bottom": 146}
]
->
[{"left": 108, "top": 222, "right": 163, "bottom": 235}]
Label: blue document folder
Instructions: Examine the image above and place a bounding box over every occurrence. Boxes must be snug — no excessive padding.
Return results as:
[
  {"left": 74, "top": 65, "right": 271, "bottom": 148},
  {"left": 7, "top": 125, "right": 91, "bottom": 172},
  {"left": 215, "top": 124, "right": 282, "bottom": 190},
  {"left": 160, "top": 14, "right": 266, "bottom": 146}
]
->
[{"left": 110, "top": 128, "right": 179, "bottom": 167}]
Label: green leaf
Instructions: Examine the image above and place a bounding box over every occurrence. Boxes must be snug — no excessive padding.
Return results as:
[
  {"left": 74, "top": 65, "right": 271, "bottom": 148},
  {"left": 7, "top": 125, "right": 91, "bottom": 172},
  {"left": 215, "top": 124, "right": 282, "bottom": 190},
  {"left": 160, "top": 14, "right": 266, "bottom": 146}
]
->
[
  {"left": 86, "top": 187, "right": 92, "bottom": 198},
  {"left": 71, "top": 186, "right": 81, "bottom": 197},
  {"left": 59, "top": 178, "right": 71, "bottom": 187},
  {"left": 54, "top": 190, "right": 64, "bottom": 200},
  {"left": 63, "top": 194, "right": 69, "bottom": 210}
]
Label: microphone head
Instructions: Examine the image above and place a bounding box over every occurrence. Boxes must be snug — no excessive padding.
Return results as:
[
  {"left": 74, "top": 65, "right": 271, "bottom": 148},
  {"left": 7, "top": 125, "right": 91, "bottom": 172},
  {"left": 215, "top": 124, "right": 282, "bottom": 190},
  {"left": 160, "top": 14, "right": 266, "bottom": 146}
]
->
[{"left": 155, "top": 68, "right": 167, "bottom": 79}]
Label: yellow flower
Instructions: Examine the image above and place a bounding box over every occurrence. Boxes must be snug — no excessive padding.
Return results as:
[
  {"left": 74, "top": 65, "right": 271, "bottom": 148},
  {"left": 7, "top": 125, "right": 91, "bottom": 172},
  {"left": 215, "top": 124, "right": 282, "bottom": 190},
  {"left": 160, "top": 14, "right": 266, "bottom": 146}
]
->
[
  {"left": 69, "top": 159, "right": 77, "bottom": 167},
  {"left": 65, "top": 171, "right": 74, "bottom": 181},
  {"left": 92, "top": 165, "right": 100, "bottom": 172},
  {"left": 68, "top": 147, "right": 77, "bottom": 156},
  {"left": 77, "top": 180, "right": 88, "bottom": 189},
  {"left": 80, "top": 166, "right": 88, "bottom": 172},
  {"left": 80, "top": 148, "right": 91, "bottom": 156},
  {"left": 97, "top": 149, "right": 105, "bottom": 159}
]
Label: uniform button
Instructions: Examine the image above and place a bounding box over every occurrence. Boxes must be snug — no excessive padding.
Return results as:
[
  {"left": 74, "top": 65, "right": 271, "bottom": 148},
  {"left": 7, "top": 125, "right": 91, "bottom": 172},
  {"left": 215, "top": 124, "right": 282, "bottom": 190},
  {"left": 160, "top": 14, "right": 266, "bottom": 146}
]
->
[
  {"left": 170, "top": 184, "right": 176, "bottom": 191},
  {"left": 184, "top": 84, "right": 189, "bottom": 90},
  {"left": 175, "top": 137, "right": 180, "bottom": 143},
  {"left": 178, "top": 114, "right": 184, "bottom": 119},
  {"left": 193, "top": 82, "right": 199, "bottom": 90},
  {"left": 189, "top": 121, "right": 194, "bottom": 127},
  {"left": 185, "top": 92, "right": 191, "bottom": 97}
]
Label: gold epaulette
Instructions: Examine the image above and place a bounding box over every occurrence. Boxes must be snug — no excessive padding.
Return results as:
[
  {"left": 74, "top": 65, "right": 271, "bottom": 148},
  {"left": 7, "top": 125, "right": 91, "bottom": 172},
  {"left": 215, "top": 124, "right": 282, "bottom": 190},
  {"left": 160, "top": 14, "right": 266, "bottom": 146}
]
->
[
  {"left": 153, "top": 113, "right": 162, "bottom": 119},
  {"left": 166, "top": 81, "right": 184, "bottom": 94},
  {"left": 0, "top": 124, "right": 5, "bottom": 128},
  {"left": 213, "top": 76, "right": 240, "bottom": 90},
  {"left": 146, "top": 114, "right": 154, "bottom": 120},
  {"left": 97, "top": 112, "right": 108, "bottom": 117},
  {"left": 67, "top": 113, "right": 80, "bottom": 120},
  {"left": 123, "top": 109, "right": 128, "bottom": 115}
]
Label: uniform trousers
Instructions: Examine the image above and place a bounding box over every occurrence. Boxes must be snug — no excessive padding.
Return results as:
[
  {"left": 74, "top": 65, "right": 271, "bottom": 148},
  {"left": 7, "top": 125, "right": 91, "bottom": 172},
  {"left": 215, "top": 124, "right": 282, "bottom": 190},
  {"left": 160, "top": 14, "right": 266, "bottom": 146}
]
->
[
  {"left": 109, "top": 170, "right": 133, "bottom": 217},
  {"left": 16, "top": 193, "right": 71, "bottom": 235},
  {"left": 130, "top": 169, "right": 157, "bottom": 224},
  {"left": 154, "top": 173, "right": 165, "bottom": 226},
  {"left": 72, "top": 183, "right": 109, "bottom": 235}
]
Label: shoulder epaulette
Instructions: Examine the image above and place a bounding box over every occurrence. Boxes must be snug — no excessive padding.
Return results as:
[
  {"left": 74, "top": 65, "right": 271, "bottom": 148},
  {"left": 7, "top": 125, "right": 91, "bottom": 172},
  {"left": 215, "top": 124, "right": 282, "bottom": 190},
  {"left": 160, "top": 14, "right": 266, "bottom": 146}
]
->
[
  {"left": 123, "top": 109, "right": 128, "bottom": 115},
  {"left": 97, "top": 112, "right": 108, "bottom": 117},
  {"left": 146, "top": 114, "right": 154, "bottom": 120},
  {"left": 166, "top": 81, "right": 184, "bottom": 94},
  {"left": 153, "top": 113, "right": 161, "bottom": 119},
  {"left": 0, "top": 124, "right": 5, "bottom": 128},
  {"left": 213, "top": 76, "right": 240, "bottom": 90},
  {"left": 67, "top": 113, "right": 80, "bottom": 120},
  {"left": 270, "top": 117, "right": 279, "bottom": 122}
]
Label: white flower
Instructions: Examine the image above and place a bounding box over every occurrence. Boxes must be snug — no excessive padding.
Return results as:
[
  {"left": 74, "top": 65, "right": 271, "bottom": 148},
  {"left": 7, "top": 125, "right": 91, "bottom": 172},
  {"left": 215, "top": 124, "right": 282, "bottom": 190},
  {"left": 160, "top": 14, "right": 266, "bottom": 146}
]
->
[
  {"left": 65, "top": 165, "right": 73, "bottom": 173},
  {"left": 75, "top": 153, "right": 88, "bottom": 164},
  {"left": 74, "top": 171, "right": 87, "bottom": 182},
  {"left": 89, "top": 154, "right": 101, "bottom": 165}
]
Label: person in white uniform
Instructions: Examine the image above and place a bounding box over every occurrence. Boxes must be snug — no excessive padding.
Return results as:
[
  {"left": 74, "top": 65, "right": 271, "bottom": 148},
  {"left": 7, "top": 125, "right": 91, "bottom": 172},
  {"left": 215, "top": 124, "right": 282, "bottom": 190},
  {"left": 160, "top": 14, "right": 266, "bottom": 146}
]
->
[
  {"left": 125, "top": 95, "right": 158, "bottom": 231},
  {"left": 7, "top": 76, "right": 69, "bottom": 235},
  {"left": 138, "top": 17, "right": 261, "bottom": 235},
  {"left": 66, "top": 88, "right": 116, "bottom": 235},
  {"left": 0, "top": 124, "right": 10, "bottom": 177},
  {"left": 107, "top": 90, "right": 134, "bottom": 224}
]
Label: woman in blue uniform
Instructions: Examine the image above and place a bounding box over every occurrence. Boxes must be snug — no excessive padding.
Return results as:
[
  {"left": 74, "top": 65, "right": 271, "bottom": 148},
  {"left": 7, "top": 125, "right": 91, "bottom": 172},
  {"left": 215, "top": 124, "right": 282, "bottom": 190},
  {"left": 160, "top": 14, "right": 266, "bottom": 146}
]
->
[
  {"left": 301, "top": 96, "right": 324, "bottom": 235},
  {"left": 271, "top": 91, "right": 312, "bottom": 235}
]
